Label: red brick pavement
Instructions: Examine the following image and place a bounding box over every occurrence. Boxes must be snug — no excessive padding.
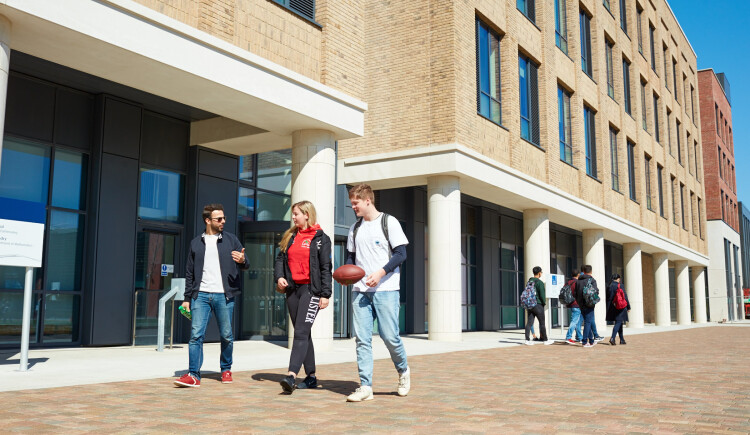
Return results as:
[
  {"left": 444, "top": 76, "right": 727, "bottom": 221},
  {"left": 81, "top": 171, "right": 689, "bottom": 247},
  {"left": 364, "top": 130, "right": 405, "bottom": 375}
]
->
[{"left": 1, "top": 327, "right": 749, "bottom": 433}]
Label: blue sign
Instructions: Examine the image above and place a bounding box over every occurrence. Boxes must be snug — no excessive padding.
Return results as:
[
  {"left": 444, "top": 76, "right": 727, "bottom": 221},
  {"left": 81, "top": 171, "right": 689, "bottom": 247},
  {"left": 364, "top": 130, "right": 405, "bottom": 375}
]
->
[
  {"left": 551, "top": 276, "right": 558, "bottom": 285},
  {"left": 161, "top": 264, "right": 168, "bottom": 277}
]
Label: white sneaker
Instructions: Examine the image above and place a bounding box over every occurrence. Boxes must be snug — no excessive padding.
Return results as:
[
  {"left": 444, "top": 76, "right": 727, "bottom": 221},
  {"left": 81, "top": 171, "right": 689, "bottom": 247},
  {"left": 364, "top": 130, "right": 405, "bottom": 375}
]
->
[
  {"left": 524, "top": 340, "right": 535, "bottom": 345},
  {"left": 543, "top": 340, "right": 554, "bottom": 345},
  {"left": 397, "top": 367, "right": 410, "bottom": 397},
  {"left": 346, "top": 385, "right": 374, "bottom": 402}
]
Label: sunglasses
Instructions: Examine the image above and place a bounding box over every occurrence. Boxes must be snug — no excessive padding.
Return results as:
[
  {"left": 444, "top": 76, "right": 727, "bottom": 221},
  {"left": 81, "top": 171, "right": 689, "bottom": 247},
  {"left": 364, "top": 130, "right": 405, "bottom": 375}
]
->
[{"left": 211, "top": 217, "right": 226, "bottom": 222}]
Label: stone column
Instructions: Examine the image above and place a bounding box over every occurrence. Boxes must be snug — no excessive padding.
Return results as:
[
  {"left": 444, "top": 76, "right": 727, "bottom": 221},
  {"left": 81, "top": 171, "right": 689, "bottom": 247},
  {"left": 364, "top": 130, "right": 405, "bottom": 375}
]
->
[
  {"left": 675, "top": 260, "right": 691, "bottom": 325},
  {"left": 623, "top": 243, "right": 644, "bottom": 328},
  {"left": 653, "top": 253, "right": 671, "bottom": 326},
  {"left": 582, "top": 229, "right": 606, "bottom": 332},
  {"left": 290, "top": 130, "right": 336, "bottom": 350},
  {"left": 691, "top": 267, "right": 708, "bottom": 324},
  {"left": 427, "top": 175, "right": 462, "bottom": 341},
  {"left": 0, "top": 16, "right": 12, "bottom": 174},
  {"left": 523, "top": 209, "right": 550, "bottom": 334}
]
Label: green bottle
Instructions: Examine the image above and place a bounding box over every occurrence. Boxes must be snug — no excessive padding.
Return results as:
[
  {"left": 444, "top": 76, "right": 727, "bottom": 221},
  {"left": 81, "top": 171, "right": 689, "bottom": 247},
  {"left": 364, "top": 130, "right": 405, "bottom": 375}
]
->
[{"left": 179, "top": 305, "right": 192, "bottom": 320}]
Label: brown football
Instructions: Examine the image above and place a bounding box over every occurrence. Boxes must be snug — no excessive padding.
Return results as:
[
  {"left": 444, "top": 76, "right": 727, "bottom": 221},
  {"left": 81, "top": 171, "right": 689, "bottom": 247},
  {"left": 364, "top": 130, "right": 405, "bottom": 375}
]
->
[{"left": 333, "top": 264, "right": 366, "bottom": 285}]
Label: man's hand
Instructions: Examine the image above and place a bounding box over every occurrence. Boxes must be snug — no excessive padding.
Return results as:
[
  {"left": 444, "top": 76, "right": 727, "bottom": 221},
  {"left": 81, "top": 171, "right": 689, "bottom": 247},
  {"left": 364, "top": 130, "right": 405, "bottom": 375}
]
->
[
  {"left": 181, "top": 301, "right": 190, "bottom": 311},
  {"left": 365, "top": 268, "right": 387, "bottom": 287},
  {"left": 277, "top": 277, "right": 289, "bottom": 291},
  {"left": 231, "top": 248, "right": 246, "bottom": 264},
  {"left": 319, "top": 297, "right": 329, "bottom": 309}
]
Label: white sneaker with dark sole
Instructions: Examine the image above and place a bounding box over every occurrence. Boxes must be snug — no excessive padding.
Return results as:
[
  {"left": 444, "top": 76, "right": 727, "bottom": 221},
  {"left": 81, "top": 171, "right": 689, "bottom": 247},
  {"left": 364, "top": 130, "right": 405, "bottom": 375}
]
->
[
  {"left": 346, "top": 386, "right": 374, "bottom": 402},
  {"left": 397, "top": 367, "right": 410, "bottom": 397},
  {"left": 524, "top": 340, "right": 535, "bottom": 345},
  {"left": 543, "top": 340, "right": 554, "bottom": 345}
]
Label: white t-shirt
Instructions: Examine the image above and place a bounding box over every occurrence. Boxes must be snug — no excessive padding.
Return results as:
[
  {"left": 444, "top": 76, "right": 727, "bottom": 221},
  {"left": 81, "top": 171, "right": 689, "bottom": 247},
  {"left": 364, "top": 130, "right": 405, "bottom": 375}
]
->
[
  {"left": 347, "top": 213, "right": 409, "bottom": 292},
  {"left": 200, "top": 234, "right": 224, "bottom": 293}
]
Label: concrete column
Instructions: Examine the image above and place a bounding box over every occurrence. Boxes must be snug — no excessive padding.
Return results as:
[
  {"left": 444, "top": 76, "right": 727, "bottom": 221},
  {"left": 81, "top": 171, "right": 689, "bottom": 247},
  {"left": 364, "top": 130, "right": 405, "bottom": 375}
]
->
[
  {"left": 427, "top": 175, "right": 462, "bottom": 341},
  {"left": 691, "top": 267, "right": 708, "bottom": 324},
  {"left": 523, "top": 209, "right": 550, "bottom": 334},
  {"left": 582, "top": 229, "right": 606, "bottom": 332},
  {"left": 675, "top": 261, "right": 691, "bottom": 325},
  {"left": 623, "top": 243, "right": 644, "bottom": 328},
  {"left": 290, "top": 130, "right": 336, "bottom": 350},
  {"left": 653, "top": 253, "right": 671, "bottom": 326},
  {"left": 0, "top": 16, "right": 12, "bottom": 174}
]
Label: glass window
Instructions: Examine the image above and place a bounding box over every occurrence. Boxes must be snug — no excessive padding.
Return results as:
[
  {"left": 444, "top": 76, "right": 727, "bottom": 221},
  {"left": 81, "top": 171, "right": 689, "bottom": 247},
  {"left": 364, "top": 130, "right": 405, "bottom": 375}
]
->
[
  {"left": 238, "top": 187, "right": 256, "bottom": 223},
  {"left": 476, "top": 19, "right": 502, "bottom": 125},
  {"left": 640, "top": 80, "right": 648, "bottom": 131},
  {"left": 676, "top": 120, "right": 682, "bottom": 164},
  {"left": 623, "top": 58, "right": 631, "bottom": 115},
  {"left": 653, "top": 93, "right": 661, "bottom": 143},
  {"left": 580, "top": 11, "right": 593, "bottom": 76},
  {"left": 519, "top": 54, "right": 539, "bottom": 145},
  {"left": 627, "top": 141, "right": 637, "bottom": 200},
  {"left": 52, "top": 150, "right": 87, "bottom": 211},
  {"left": 606, "top": 40, "right": 615, "bottom": 99},
  {"left": 257, "top": 150, "right": 292, "bottom": 194},
  {"left": 680, "top": 183, "right": 686, "bottom": 229},
  {"left": 257, "top": 191, "right": 291, "bottom": 221},
  {"left": 603, "top": 0, "right": 611, "bottom": 12},
  {"left": 0, "top": 292, "right": 41, "bottom": 344},
  {"left": 667, "top": 110, "right": 672, "bottom": 154},
  {"left": 517, "top": 0, "right": 535, "bottom": 22},
  {"left": 645, "top": 154, "right": 653, "bottom": 210},
  {"left": 43, "top": 293, "right": 80, "bottom": 343},
  {"left": 673, "top": 59, "right": 679, "bottom": 103},
  {"left": 663, "top": 44, "right": 669, "bottom": 89},
  {"left": 657, "top": 164, "right": 665, "bottom": 217},
  {"left": 45, "top": 211, "right": 85, "bottom": 291},
  {"left": 558, "top": 86, "right": 572, "bottom": 165},
  {"left": 619, "top": 0, "right": 628, "bottom": 33},
  {"left": 138, "top": 169, "right": 184, "bottom": 223},
  {"left": 637, "top": 6, "right": 644, "bottom": 54},
  {"left": 555, "top": 0, "right": 568, "bottom": 54},
  {"left": 610, "top": 128, "right": 619, "bottom": 191},
  {"left": 0, "top": 138, "right": 50, "bottom": 222},
  {"left": 239, "top": 155, "right": 254, "bottom": 182},
  {"left": 649, "top": 23, "right": 656, "bottom": 71},
  {"left": 584, "top": 106, "right": 597, "bottom": 177}
]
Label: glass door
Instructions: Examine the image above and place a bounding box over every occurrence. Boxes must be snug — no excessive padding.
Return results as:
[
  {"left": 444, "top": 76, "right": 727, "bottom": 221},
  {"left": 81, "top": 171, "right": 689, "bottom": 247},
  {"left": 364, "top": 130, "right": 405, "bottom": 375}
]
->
[
  {"left": 133, "top": 230, "right": 178, "bottom": 345},
  {"left": 332, "top": 238, "right": 351, "bottom": 338}
]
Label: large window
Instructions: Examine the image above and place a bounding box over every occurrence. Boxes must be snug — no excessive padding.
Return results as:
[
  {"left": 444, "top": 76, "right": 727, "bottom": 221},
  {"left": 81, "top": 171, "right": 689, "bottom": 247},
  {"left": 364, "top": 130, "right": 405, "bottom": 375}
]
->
[
  {"left": 641, "top": 79, "right": 648, "bottom": 131},
  {"left": 238, "top": 150, "right": 292, "bottom": 223},
  {"left": 649, "top": 23, "right": 656, "bottom": 71},
  {"left": 653, "top": 92, "right": 660, "bottom": 143},
  {"left": 605, "top": 39, "right": 615, "bottom": 99},
  {"left": 519, "top": 54, "right": 540, "bottom": 145},
  {"left": 657, "top": 164, "right": 665, "bottom": 217},
  {"left": 499, "top": 216, "right": 524, "bottom": 329},
  {"left": 637, "top": 6, "right": 644, "bottom": 54},
  {"left": 584, "top": 106, "right": 597, "bottom": 177},
  {"left": 680, "top": 182, "right": 686, "bottom": 229},
  {"left": 580, "top": 11, "right": 593, "bottom": 76},
  {"left": 555, "top": 0, "right": 568, "bottom": 53},
  {"left": 619, "top": 0, "right": 628, "bottom": 33},
  {"left": 558, "top": 86, "right": 573, "bottom": 164},
  {"left": 623, "top": 58, "right": 632, "bottom": 115},
  {"left": 139, "top": 169, "right": 184, "bottom": 223},
  {"left": 627, "top": 140, "right": 637, "bottom": 200},
  {"left": 476, "top": 18, "right": 502, "bottom": 126},
  {"left": 0, "top": 137, "right": 88, "bottom": 346},
  {"left": 645, "top": 154, "right": 653, "bottom": 210},
  {"left": 517, "top": 0, "right": 536, "bottom": 22},
  {"left": 610, "top": 128, "right": 620, "bottom": 191},
  {"left": 461, "top": 205, "right": 477, "bottom": 331},
  {"left": 676, "top": 119, "right": 682, "bottom": 165}
]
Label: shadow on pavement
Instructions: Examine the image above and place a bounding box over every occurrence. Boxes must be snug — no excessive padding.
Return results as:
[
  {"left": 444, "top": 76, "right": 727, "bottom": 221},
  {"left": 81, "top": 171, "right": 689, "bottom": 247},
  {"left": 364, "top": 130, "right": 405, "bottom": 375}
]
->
[
  {"left": 0, "top": 356, "right": 49, "bottom": 368},
  {"left": 252, "top": 372, "right": 359, "bottom": 396}
]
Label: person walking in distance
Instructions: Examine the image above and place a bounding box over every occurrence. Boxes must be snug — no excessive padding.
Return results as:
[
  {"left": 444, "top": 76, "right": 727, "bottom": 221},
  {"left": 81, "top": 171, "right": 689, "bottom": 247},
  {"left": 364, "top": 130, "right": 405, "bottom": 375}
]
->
[
  {"left": 345, "top": 184, "right": 410, "bottom": 402},
  {"left": 606, "top": 273, "right": 631, "bottom": 346},
  {"left": 523, "top": 266, "right": 554, "bottom": 346},
  {"left": 576, "top": 265, "right": 601, "bottom": 348},
  {"left": 564, "top": 270, "right": 583, "bottom": 345},
  {"left": 174, "top": 204, "right": 248, "bottom": 387},
  {"left": 274, "top": 201, "right": 332, "bottom": 393}
]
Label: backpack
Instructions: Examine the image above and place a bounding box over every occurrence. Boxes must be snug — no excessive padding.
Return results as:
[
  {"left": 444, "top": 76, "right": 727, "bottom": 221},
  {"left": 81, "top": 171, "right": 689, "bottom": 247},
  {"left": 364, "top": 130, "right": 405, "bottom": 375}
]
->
[
  {"left": 352, "top": 212, "right": 392, "bottom": 259},
  {"left": 614, "top": 284, "right": 628, "bottom": 309},
  {"left": 582, "top": 278, "right": 600, "bottom": 307},
  {"left": 520, "top": 280, "right": 538, "bottom": 309},
  {"left": 559, "top": 283, "right": 575, "bottom": 305}
]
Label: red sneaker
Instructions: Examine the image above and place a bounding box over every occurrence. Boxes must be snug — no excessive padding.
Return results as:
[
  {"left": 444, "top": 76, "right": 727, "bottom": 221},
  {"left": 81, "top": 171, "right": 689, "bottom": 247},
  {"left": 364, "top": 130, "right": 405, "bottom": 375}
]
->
[
  {"left": 221, "top": 371, "right": 233, "bottom": 384},
  {"left": 174, "top": 373, "right": 200, "bottom": 387}
]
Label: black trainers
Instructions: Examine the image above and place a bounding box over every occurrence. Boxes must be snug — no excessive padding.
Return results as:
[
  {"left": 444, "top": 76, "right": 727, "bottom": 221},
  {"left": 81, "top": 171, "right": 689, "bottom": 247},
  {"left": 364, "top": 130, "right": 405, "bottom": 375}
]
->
[
  {"left": 280, "top": 375, "right": 296, "bottom": 394},
  {"left": 620, "top": 339, "right": 627, "bottom": 345},
  {"left": 295, "top": 375, "right": 318, "bottom": 390},
  {"left": 609, "top": 338, "right": 616, "bottom": 346}
]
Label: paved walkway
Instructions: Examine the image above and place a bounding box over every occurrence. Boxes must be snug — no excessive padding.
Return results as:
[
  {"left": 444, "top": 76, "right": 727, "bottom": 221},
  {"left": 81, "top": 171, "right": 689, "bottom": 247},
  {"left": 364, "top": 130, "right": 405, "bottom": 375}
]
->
[{"left": 1, "top": 324, "right": 749, "bottom": 433}]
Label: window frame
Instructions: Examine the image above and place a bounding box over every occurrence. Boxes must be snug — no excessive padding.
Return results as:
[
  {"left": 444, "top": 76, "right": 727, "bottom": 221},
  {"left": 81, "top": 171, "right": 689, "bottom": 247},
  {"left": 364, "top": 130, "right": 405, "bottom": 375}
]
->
[
  {"left": 627, "top": 140, "right": 637, "bottom": 201},
  {"left": 619, "top": 0, "right": 628, "bottom": 34},
  {"left": 622, "top": 57, "right": 632, "bottom": 115},
  {"left": 580, "top": 11, "right": 593, "bottom": 77},
  {"left": 476, "top": 18, "right": 503, "bottom": 126},
  {"left": 645, "top": 154, "right": 653, "bottom": 210},
  {"left": 555, "top": 0, "right": 568, "bottom": 54},
  {"left": 605, "top": 38, "right": 615, "bottom": 99},
  {"left": 517, "top": 0, "right": 536, "bottom": 23},
  {"left": 519, "top": 53, "right": 540, "bottom": 146},
  {"left": 558, "top": 86, "right": 573, "bottom": 165},
  {"left": 584, "top": 106, "right": 598, "bottom": 178},
  {"left": 657, "top": 164, "right": 665, "bottom": 217},
  {"left": 610, "top": 128, "right": 620, "bottom": 192}
]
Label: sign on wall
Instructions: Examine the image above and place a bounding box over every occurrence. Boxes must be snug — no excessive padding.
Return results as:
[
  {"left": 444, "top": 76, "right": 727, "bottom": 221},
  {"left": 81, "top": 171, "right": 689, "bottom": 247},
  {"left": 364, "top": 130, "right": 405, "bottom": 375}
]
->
[
  {"left": 546, "top": 274, "right": 565, "bottom": 298},
  {"left": 0, "top": 218, "right": 45, "bottom": 268}
]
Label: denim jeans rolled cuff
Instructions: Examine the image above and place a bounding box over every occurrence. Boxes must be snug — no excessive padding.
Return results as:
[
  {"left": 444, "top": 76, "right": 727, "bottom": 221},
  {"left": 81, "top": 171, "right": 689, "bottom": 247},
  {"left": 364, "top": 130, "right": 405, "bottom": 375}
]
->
[
  {"left": 566, "top": 307, "right": 583, "bottom": 340},
  {"left": 188, "top": 292, "right": 235, "bottom": 379},
  {"left": 351, "top": 290, "right": 408, "bottom": 386}
]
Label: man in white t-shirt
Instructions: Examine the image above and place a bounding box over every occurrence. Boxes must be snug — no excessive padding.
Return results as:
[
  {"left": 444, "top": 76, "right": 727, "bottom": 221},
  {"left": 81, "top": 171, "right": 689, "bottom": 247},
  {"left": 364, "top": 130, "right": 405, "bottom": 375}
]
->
[{"left": 344, "top": 184, "right": 410, "bottom": 402}]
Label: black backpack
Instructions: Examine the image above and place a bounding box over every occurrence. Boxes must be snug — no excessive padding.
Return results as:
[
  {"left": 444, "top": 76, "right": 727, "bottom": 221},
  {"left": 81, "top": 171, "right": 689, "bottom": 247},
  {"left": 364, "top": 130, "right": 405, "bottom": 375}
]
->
[
  {"left": 559, "top": 283, "right": 575, "bottom": 305},
  {"left": 352, "top": 213, "right": 392, "bottom": 258}
]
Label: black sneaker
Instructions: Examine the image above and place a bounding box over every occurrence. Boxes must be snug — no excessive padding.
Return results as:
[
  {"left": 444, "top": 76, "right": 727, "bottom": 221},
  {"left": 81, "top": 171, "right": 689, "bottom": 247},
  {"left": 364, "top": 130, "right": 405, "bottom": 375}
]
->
[
  {"left": 295, "top": 375, "right": 318, "bottom": 389},
  {"left": 609, "top": 338, "right": 616, "bottom": 346},
  {"left": 280, "top": 375, "right": 296, "bottom": 394},
  {"left": 620, "top": 339, "right": 627, "bottom": 345}
]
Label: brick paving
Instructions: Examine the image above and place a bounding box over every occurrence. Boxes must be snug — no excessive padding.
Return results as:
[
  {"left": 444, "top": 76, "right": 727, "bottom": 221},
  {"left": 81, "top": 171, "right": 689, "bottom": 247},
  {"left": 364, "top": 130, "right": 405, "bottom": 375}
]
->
[{"left": 1, "top": 326, "right": 749, "bottom": 433}]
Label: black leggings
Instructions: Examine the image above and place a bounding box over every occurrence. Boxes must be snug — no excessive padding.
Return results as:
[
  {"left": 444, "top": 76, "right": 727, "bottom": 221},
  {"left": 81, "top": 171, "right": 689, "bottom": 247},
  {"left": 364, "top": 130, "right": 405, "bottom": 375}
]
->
[
  {"left": 286, "top": 284, "right": 320, "bottom": 375},
  {"left": 525, "top": 304, "right": 547, "bottom": 341}
]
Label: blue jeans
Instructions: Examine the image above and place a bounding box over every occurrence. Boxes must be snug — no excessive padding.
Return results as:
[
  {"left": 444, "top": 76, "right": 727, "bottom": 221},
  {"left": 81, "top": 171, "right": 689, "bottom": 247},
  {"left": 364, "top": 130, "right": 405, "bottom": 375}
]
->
[
  {"left": 566, "top": 307, "right": 583, "bottom": 340},
  {"left": 188, "top": 292, "right": 235, "bottom": 379},
  {"left": 352, "top": 291, "right": 408, "bottom": 387},
  {"left": 581, "top": 307, "right": 596, "bottom": 345}
]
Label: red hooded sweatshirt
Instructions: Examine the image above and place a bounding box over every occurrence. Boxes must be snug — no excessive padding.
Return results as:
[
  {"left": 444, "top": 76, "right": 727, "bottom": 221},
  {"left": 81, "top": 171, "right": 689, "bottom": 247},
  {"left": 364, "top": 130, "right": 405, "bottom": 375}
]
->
[{"left": 287, "top": 224, "right": 321, "bottom": 284}]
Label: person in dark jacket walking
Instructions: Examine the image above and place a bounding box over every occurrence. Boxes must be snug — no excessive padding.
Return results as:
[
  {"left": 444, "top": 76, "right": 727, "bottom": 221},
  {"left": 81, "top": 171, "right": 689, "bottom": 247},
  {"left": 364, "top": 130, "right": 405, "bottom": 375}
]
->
[
  {"left": 564, "top": 270, "right": 583, "bottom": 344},
  {"left": 174, "top": 204, "right": 249, "bottom": 387},
  {"left": 274, "top": 200, "right": 332, "bottom": 393},
  {"left": 524, "top": 266, "right": 554, "bottom": 345},
  {"left": 606, "top": 274, "right": 631, "bottom": 345},
  {"left": 576, "top": 265, "right": 600, "bottom": 348}
]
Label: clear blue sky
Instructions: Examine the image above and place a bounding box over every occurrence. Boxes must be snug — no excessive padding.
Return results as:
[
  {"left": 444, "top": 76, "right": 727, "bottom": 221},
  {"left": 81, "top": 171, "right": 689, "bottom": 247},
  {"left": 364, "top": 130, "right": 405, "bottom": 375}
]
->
[{"left": 669, "top": 0, "right": 750, "bottom": 206}]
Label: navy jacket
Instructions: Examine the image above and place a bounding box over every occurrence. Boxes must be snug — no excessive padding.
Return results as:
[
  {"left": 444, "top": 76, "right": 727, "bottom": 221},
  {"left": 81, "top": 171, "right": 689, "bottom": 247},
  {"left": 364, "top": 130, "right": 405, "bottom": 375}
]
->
[
  {"left": 575, "top": 274, "right": 600, "bottom": 309},
  {"left": 274, "top": 230, "right": 333, "bottom": 298},
  {"left": 606, "top": 281, "right": 631, "bottom": 322},
  {"left": 185, "top": 231, "right": 249, "bottom": 300}
]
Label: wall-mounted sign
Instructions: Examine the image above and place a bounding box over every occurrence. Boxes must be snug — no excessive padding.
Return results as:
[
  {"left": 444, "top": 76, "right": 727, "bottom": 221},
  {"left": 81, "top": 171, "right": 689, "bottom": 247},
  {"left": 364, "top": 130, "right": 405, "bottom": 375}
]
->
[
  {"left": 161, "top": 264, "right": 174, "bottom": 276},
  {"left": 0, "top": 219, "right": 45, "bottom": 268}
]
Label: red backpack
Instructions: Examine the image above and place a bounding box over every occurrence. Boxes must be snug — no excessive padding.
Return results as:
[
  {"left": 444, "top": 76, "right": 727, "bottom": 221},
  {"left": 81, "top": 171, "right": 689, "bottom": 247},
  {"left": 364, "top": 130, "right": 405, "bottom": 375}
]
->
[{"left": 614, "top": 283, "right": 628, "bottom": 309}]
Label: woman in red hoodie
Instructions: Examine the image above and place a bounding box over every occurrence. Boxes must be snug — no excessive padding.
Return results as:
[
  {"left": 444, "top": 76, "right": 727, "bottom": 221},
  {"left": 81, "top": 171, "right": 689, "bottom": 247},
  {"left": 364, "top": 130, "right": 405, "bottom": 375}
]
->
[{"left": 274, "top": 200, "right": 332, "bottom": 393}]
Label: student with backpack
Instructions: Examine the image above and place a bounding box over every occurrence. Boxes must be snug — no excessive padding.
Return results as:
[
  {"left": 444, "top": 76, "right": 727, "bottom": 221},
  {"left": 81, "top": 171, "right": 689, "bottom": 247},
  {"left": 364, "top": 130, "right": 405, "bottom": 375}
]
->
[
  {"left": 575, "top": 265, "right": 601, "bottom": 348},
  {"left": 606, "top": 274, "right": 631, "bottom": 346},
  {"left": 521, "top": 266, "right": 553, "bottom": 346},
  {"left": 561, "top": 270, "right": 583, "bottom": 344}
]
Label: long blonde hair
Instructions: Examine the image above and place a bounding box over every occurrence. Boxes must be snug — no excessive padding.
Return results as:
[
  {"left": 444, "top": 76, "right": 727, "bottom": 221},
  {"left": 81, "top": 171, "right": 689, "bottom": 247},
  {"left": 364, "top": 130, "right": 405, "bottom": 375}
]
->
[{"left": 279, "top": 200, "right": 318, "bottom": 252}]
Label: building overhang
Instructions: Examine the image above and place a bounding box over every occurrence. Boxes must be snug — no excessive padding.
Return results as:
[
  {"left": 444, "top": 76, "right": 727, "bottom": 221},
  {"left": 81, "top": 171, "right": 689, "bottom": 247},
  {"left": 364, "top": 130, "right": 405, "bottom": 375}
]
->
[
  {"left": 0, "top": 0, "right": 366, "bottom": 152},
  {"left": 339, "top": 144, "right": 710, "bottom": 266}
]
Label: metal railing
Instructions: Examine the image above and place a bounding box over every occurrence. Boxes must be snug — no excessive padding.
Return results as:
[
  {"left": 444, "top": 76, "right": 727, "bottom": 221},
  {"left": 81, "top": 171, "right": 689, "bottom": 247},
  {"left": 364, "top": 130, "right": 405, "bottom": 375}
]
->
[{"left": 131, "top": 278, "right": 185, "bottom": 351}]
